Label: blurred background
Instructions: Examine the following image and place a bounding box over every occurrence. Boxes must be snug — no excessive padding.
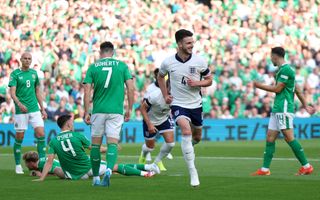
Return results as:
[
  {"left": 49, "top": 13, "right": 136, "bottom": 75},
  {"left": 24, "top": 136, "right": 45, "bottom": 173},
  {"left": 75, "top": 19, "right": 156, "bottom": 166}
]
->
[{"left": 0, "top": 0, "right": 319, "bottom": 124}]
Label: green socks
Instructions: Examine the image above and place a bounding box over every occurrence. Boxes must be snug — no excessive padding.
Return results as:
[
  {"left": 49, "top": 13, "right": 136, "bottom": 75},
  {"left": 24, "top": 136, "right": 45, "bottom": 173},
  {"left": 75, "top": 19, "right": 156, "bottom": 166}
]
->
[
  {"left": 90, "top": 144, "right": 101, "bottom": 176},
  {"left": 288, "top": 139, "right": 308, "bottom": 166},
  {"left": 126, "top": 164, "right": 146, "bottom": 171},
  {"left": 107, "top": 143, "right": 118, "bottom": 170},
  {"left": 36, "top": 136, "right": 46, "bottom": 158},
  {"left": 117, "top": 164, "right": 142, "bottom": 176},
  {"left": 263, "top": 142, "right": 275, "bottom": 168},
  {"left": 13, "top": 138, "right": 23, "bottom": 165}
]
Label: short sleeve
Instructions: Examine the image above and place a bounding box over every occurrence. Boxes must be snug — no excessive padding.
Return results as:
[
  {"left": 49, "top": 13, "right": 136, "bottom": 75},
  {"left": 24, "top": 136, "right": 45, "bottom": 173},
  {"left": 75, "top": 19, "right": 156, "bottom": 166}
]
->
[
  {"left": 79, "top": 133, "right": 90, "bottom": 149},
  {"left": 278, "top": 68, "right": 292, "bottom": 84},
  {"left": 8, "top": 72, "right": 17, "bottom": 87},
  {"left": 159, "top": 60, "right": 168, "bottom": 76},
  {"left": 83, "top": 65, "right": 93, "bottom": 84},
  {"left": 35, "top": 73, "right": 40, "bottom": 87},
  {"left": 199, "top": 57, "right": 210, "bottom": 77},
  {"left": 123, "top": 64, "right": 133, "bottom": 81}
]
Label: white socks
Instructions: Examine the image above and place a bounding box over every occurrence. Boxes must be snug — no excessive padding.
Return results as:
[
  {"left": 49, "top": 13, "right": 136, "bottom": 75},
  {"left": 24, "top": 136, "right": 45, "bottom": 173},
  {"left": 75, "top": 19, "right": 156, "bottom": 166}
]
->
[
  {"left": 141, "top": 143, "right": 154, "bottom": 157},
  {"left": 181, "top": 135, "right": 195, "bottom": 170},
  {"left": 154, "top": 142, "right": 175, "bottom": 163}
]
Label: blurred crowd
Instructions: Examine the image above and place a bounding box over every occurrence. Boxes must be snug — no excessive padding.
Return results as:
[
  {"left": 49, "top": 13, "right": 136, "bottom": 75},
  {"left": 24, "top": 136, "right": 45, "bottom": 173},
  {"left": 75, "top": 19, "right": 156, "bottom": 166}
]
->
[{"left": 0, "top": 0, "right": 319, "bottom": 123}]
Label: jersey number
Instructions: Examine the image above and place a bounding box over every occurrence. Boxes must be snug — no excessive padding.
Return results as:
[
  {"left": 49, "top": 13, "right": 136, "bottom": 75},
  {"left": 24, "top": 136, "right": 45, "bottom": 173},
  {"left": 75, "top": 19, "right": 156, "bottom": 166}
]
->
[
  {"left": 102, "top": 67, "right": 113, "bottom": 88},
  {"left": 61, "top": 139, "right": 76, "bottom": 156},
  {"left": 181, "top": 76, "right": 187, "bottom": 86},
  {"left": 26, "top": 80, "right": 30, "bottom": 88}
]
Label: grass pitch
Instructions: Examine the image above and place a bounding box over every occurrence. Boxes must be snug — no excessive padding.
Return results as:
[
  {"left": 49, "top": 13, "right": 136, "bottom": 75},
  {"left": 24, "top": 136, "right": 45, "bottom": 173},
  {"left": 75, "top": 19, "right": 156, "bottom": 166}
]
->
[{"left": 1, "top": 140, "right": 320, "bottom": 200}]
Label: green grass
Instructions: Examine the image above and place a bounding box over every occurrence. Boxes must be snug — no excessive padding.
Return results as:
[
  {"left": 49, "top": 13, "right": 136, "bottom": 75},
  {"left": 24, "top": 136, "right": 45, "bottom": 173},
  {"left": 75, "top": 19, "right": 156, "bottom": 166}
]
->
[{"left": 1, "top": 140, "right": 320, "bottom": 200}]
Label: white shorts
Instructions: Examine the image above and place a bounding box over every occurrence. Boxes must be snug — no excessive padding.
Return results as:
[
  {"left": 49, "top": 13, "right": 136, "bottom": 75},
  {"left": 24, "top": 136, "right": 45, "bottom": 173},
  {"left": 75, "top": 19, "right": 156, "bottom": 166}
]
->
[
  {"left": 14, "top": 111, "right": 44, "bottom": 131},
  {"left": 80, "top": 163, "right": 107, "bottom": 180},
  {"left": 90, "top": 113, "right": 124, "bottom": 139},
  {"left": 268, "top": 113, "right": 294, "bottom": 131}
]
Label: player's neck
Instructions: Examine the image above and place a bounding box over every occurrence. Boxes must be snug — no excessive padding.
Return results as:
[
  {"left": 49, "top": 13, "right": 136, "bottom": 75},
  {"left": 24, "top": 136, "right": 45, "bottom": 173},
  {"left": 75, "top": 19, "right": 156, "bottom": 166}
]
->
[
  {"left": 177, "top": 52, "right": 191, "bottom": 62},
  {"left": 100, "top": 53, "right": 113, "bottom": 59},
  {"left": 20, "top": 66, "right": 29, "bottom": 71},
  {"left": 278, "top": 59, "right": 286, "bottom": 67},
  {"left": 61, "top": 129, "right": 72, "bottom": 133}
]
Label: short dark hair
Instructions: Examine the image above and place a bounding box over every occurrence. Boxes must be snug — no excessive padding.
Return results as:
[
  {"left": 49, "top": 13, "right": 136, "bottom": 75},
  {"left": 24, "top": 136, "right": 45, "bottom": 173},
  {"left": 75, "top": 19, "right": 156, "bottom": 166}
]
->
[
  {"left": 23, "top": 151, "right": 39, "bottom": 162},
  {"left": 100, "top": 41, "right": 114, "bottom": 53},
  {"left": 57, "top": 114, "right": 72, "bottom": 129},
  {"left": 271, "top": 47, "right": 285, "bottom": 58},
  {"left": 175, "top": 29, "right": 193, "bottom": 43},
  {"left": 153, "top": 68, "right": 159, "bottom": 78}
]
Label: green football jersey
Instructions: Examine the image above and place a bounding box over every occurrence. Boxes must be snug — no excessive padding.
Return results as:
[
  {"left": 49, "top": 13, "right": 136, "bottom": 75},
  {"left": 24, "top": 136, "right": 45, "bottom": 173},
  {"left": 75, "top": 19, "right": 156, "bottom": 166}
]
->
[
  {"left": 48, "top": 131, "right": 91, "bottom": 180},
  {"left": 8, "top": 68, "right": 40, "bottom": 114},
  {"left": 272, "top": 64, "right": 295, "bottom": 113},
  {"left": 38, "top": 157, "right": 61, "bottom": 174},
  {"left": 83, "top": 57, "right": 132, "bottom": 114}
]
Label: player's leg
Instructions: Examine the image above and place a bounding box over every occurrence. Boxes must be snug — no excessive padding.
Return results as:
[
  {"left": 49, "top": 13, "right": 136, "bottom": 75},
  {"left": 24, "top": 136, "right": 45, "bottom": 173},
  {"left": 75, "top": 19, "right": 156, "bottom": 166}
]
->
[
  {"left": 172, "top": 106, "right": 199, "bottom": 186},
  {"left": 280, "top": 113, "right": 313, "bottom": 175},
  {"left": 190, "top": 107, "right": 203, "bottom": 146},
  {"left": 90, "top": 114, "right": 105, "bottom": 185},
  {"left": 114, "top": 164, "right": 155, "bottom": 177},
  {"left": 30, "top": 111, "right": 46, "bottom": 159},
  {"left": 126, "top": 163, "right": 160, "bottom": 174},
  {"left": 102, "top": 114, "right": 123, "bottom": 187},
  {"left": 13, "top": 114, "right": 28, "bottom": 174},
  {"left": 139, "top": 121, "right": 155, "bottom": 164},
  {"left": 252, "top": 113, "right": 279, "bottom": 176},
  {"left": 53, "top": 167, "right": 66, "bottom": 179},
  {"left": 153, "top": 118, "right": 175, "bottom": 170}
]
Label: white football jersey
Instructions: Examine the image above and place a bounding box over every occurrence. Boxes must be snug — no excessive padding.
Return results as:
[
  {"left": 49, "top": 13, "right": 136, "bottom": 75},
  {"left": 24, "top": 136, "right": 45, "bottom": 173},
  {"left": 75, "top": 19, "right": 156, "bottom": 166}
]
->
[
  {"left": 159, "top": 53, "right": 210, "bottom": 109},
  {"left": 144, "top": 83, "right": 171, "bottom": 126}
]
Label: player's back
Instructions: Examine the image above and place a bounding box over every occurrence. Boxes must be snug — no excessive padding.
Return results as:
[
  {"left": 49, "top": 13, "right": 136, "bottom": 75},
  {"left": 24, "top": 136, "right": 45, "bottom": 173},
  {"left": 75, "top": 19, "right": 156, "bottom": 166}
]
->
[
  {"left": 49, "top": 131, "right": 91, "bottom": 179},
  {"left": 144, "top": 82, "right": 170, "bottom": 125},
  {"left": 160, "top": 54, "right": 208, "bottom": 109},
  {"left": 84, "top": 57, "right": 132, "bottom": 115}
]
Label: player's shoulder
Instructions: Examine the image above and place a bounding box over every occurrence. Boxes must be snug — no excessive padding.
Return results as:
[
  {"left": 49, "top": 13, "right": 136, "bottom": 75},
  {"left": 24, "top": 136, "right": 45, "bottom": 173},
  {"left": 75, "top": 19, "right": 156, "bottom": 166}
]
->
[
  {"left": 10, "top": 68, "right": 20, "bottom": 75},
  {"left": 29, "top": 69, "right": 38, "bottom": 75},
  {"left": 191, "top": 54, "right": 207, "bottom": 63},
  {"left": 162, "top": 54, "right": 177, "bottom": 65},
  {"left": 281, "top": 64, "right": 295, "bottom": 74}
]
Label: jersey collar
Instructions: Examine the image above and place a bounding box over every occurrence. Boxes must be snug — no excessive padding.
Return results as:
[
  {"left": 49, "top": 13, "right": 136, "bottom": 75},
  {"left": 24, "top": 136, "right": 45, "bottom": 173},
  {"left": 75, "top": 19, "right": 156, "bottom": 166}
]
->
[{"left": 175, "top": 53, "right": 192, "bottom": 63}]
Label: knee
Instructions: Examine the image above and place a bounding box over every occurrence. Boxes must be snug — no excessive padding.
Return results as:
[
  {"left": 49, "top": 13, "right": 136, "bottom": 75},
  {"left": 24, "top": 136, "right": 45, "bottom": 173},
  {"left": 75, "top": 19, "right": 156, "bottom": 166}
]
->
[
  {"left": 143, "top": 143, "right": 155, "bottom": 152},
  {"left": 166, "top": 142, "right": 175, "bottom": 148}
]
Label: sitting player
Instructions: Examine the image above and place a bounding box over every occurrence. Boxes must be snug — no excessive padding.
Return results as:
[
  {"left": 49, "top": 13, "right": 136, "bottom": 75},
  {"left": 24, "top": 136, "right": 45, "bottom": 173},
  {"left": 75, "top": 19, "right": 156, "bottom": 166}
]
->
[{"left": 32, "top": 115, "right": 159, "bottom": 182}]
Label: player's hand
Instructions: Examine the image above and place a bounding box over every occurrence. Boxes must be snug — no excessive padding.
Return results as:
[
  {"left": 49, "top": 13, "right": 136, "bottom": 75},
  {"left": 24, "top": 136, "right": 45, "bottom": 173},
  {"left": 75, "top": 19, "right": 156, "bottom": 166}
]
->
[
  {"left": 41, "top": 109, "right": 47, "bottom": 120},
  {"left": 147, "top": 124, "right": 157, "bottom": 134},
  {"left": 187, "top": 78, "right": 198, "bottom": 87},
  {"left": 124, "top": 109, "right": 131, "bottom": 122},
  {"left": 164, "top": 95, "right": 173, "bottom": 104},
  {"left": 305, "top": 105, "right": 316, "bottom": 115},
  {"left": 84, "top": 113, "right": 91, "bottom": 125},
  {"left": 19, "top": 103, "right": 28, "bottom": 113}
]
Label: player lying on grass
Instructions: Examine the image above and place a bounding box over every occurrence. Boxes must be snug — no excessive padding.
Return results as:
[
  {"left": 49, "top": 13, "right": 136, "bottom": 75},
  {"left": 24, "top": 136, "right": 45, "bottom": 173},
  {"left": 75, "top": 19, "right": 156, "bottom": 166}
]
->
[
  {"left": 24, "top": 151, "right": 159, "bottom": 179},
  {"left": 32, "top": 115, "right": 159, "bottom": 182}
]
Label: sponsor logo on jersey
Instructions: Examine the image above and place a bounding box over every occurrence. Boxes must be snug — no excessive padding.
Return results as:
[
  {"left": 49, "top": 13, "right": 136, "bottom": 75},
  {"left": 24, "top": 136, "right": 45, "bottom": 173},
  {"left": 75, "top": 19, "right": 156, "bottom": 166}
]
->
[{"left": 19, "top": 76, "right": 23, "bottom": 80}]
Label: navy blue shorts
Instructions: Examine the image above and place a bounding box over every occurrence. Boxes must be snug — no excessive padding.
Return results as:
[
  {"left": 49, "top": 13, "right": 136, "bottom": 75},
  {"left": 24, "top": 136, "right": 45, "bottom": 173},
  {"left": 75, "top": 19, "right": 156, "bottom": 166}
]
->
[
  {"left": 171, "top": 105, "right": 203, "bottom": 127},
  {"left": 143, "top": 117, "right": 174, "bottom": 140}
]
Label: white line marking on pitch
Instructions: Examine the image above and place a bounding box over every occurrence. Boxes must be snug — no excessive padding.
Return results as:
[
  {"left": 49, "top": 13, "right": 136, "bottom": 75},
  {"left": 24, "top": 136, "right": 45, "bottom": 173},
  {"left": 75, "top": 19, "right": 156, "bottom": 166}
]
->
[{"left": 1, "top": 154, "right": 319, "bottom": 162}]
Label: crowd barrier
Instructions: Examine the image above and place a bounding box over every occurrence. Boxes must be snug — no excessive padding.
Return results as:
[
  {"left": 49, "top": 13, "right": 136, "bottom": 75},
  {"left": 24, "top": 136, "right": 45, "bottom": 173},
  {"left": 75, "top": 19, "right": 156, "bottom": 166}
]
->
[{"left": 0, "top": 118, "right": 319, "bottom": 147}]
